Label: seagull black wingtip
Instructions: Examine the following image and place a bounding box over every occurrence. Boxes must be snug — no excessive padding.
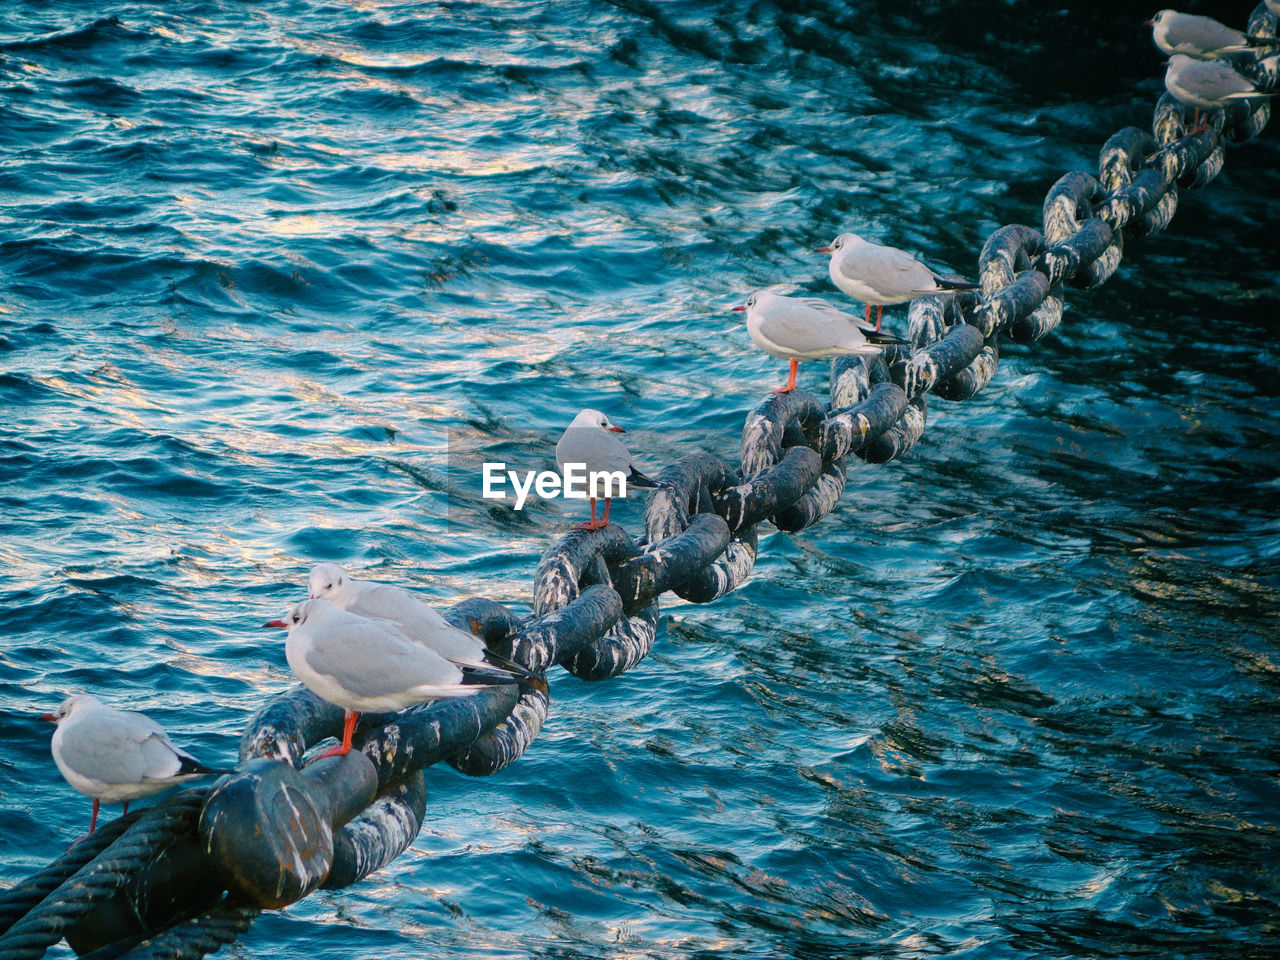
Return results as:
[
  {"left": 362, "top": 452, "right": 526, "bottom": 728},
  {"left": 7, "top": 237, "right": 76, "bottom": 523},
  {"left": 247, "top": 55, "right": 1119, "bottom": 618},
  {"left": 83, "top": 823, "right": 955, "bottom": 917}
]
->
[
  {"left": 934, "top": 277, "right": 980, "bottom": 292},
  {"left": 865, "top": 330, "right": 910, "bottom": 346},
  {"left": 627, "top": 467, "right": 662, "bottom": 489},
  {"left": 457, "top": 663, "right": 526, "bottom": 687},
  {"left": 176, "top": 755, "right": 235, "bottom": 777}
]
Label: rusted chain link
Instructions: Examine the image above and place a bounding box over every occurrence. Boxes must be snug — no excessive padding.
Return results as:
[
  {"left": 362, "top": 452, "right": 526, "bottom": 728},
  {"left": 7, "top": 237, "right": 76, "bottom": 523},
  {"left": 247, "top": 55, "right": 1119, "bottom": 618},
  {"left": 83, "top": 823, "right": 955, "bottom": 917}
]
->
[{"left": 4, "top": 9, "right": 1276, "bottom": 958}]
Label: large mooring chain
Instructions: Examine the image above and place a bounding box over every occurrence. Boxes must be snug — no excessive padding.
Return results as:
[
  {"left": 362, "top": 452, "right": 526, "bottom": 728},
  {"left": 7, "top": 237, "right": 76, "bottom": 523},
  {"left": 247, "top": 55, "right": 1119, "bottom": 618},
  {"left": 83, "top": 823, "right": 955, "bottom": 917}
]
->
[{"left": 3, "top": 7, "right": 1276, "bottom": 958}]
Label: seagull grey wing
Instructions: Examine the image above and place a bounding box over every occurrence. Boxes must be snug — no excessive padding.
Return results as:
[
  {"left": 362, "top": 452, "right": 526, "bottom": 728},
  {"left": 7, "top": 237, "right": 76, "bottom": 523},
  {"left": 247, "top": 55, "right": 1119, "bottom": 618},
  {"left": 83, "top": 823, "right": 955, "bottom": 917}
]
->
[
  {"left": 605, "top": 433, "right": 646, "bottom": 474},
  {"left": 1177, "top": 17, "right": 1248, "bottom": 55},
  {"left": 305, "top": 618, "right": 461, "bottom": 699},
  {"left": 354, "top": 586, "right": 485, "bottom": 661},
  {"left": 756, "top": 301, "right": 862, "bottom": 354},
  {"left": 61, "top": 712, "right": 172, "bottom": 786},
  {"left": 136, "top": 732, "right": 187, "bottom": 781},
  {"left": 793, "top": 296, "right": 861, "bottom": 320},
  {"left": 846, "top": 243, "right": 941, "bottom": 294},
  {"left": 1183, "top": 57, "right": 1261, "bottom": 98},
  {"left": 554, "top": 431, "right": 577, "bottom": 471},
  {"left": 586, "top": 432, "right": 634, "bottom": 473},
  {"left": 345, "top": 584, "right": 424, "bottom": 625}
]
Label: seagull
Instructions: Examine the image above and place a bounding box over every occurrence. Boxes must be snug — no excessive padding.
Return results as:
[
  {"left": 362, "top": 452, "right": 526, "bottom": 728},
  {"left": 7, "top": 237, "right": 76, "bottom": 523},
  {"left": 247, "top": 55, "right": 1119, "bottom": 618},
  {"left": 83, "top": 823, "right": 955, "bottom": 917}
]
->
[
  {"left": 733, "top": 290, "right": 909, "bottom": 393},
  {"left": 1164, "top": 53, "right": 1276, "bottom": 130},
  {"left": 263, "top": 598, "right": 518, "bottom": 759},
  {"left": 554, "top": 408, "right": 659, "bottom": 531},
  {"left": 41, "top": 694, "right": 229, "bottom": 836},
  {"left": 1148, "top": 9, "right": 1280, "bottom": 59},
  {"left": 306, "top": 562, "right": 533, "bottom": 677},
  {"left": 818, "top": 232, "right": 977, "bottom": 332}
]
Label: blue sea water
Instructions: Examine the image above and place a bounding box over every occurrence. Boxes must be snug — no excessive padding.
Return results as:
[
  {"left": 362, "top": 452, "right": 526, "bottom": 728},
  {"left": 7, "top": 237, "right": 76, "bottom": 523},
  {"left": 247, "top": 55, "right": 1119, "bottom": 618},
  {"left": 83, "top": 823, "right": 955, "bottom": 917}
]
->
[{"left": 2, "top": 1, "right": 1279, "bottom": 958}]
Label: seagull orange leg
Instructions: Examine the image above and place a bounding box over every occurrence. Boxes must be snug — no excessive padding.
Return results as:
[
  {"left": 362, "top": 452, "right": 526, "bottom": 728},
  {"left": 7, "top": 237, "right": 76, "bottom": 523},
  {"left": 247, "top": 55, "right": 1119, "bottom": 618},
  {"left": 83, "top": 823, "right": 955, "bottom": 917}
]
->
[
  {"left": 577, "top": 497, "right": 603, "bottom": 530},
  {"left": 772, "top": 359, "right": 799, "bottom": 393},
  {"left": 602, "top": 497, "right": 612, "bottom": 526},
  {"left": 315, "top": 710, "right": 358, "bottom": 760},
  {"left": 876, "top": 305, "right": 883, "bottom": 332},
  {"left": 88, "top": 798, "right": 100, "bottom": 835}
]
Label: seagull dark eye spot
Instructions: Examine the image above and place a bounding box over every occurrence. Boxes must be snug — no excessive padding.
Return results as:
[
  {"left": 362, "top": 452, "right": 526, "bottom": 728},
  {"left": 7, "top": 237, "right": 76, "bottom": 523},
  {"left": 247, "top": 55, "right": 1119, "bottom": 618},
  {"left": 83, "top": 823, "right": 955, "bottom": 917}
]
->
[{"left": 292, "top": 614, "right": 300, "bottom": 624}]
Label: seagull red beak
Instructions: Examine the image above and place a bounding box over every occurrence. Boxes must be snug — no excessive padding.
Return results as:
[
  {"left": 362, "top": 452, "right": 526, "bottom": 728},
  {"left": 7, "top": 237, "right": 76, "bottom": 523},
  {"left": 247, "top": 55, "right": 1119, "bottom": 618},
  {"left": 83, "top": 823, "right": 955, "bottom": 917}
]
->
[
  {"left": 39, "top": 712, "right": 56, "bottom": 722},
  {"left": 732, "top": 305, "right": 746, "bottom": 311},
  {"left": 609, "top": 426, "right": 625, "bottom": 433},
  {"left": 1143, "top": 18, "right": 1154, "bottom": 25},
  {"left": 263, "top": 619, "right": 287, "bottom": 629},
  {"left": 308, "top": 594, "right": 317, "bottom": 600},
  {"left": 816, "top": 246, "right": 832, "bottom": 254}
]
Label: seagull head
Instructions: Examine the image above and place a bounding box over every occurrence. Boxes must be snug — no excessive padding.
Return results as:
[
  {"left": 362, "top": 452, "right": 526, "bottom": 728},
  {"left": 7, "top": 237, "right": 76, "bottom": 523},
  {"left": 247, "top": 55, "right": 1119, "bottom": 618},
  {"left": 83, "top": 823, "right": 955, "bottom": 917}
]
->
[
  {"left": 573, "top": 408, "right": 625, "bottom": 434},
  {"left": 308, "top": 562, "right": 347, "bottom": 601},
  {"left": 264, "top": 597, "right": 330, "bottom": 631},
  {"left": 264, "top": 599, "right": 314, "bottom": 634},
  {"left": 732, "top": 292, "right": 759, "bottom": 313},
  {"left": 817, "top": 232, "right": 860, "bottom": 255},
  {"left": 40, "top": 694, "right": 99, "bottom": 723}
]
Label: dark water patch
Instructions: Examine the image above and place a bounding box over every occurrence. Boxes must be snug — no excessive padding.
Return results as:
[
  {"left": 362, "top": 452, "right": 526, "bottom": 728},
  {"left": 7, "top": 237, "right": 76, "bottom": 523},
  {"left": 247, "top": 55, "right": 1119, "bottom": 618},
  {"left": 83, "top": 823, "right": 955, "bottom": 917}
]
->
[
  {"left": 0, "top": 372, "right": 62, "bottom": 403},
  {"left": 307, "top": 84, "right": 426, "bottom": 116},
  {"left": 604, "top": 0, "right": 731, "bottom": 63},
  {"left": 22, "top": 197, "right": 154, "bottom": 224},
  {"left": 0, "top": 15, "right": 132, "bottom": 53},
  {"left": 1, "top": 589, "right": 127, "bottom": 638},
  {"left": 0, "top": 102, "right": 67, "bottom": 149},
  {"left": 55, "top": 75, "right": 144, "bottom": 112}
]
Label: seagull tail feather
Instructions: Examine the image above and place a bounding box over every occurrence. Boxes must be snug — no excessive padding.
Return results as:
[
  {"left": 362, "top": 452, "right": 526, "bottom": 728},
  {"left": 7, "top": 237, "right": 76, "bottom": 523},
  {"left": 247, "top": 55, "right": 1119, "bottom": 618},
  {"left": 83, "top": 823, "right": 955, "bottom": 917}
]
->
[
  {"left": 176, "top": 755, "right": 235, "bottom": 777},
  {"left": 864, "top": 330, "right": 910, "bottom": 347},
  {"left": 457, "top": 663, "right": 525, "bottom": 687},
  {"left": 481, "top": 649, "right": 540, "bottom": 680},
  {"left": 626, "top": 467, "right": 663, "bottom": 489},
  {"left": 934, "top": 277, "right": 980, "bottom": 292}
]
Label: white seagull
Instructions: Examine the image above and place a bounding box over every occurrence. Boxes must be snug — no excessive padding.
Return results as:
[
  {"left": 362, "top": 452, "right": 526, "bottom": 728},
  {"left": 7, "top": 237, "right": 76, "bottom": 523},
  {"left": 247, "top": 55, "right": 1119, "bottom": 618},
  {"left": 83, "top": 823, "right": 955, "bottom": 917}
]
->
[
  {"left": 733, "top": 290, "right": 908, "bottom": 393},
  {"left": 42, "top": 694, "right": 229, "bottom": 836},
  {"left": 263, "top": 598, "right": 517, "bottom": 759},
  {"left": 819, "top": 232, "right": 977, "bottom": 332},
  {"left": 554, "top": 408, "right": 659, "bottom": 531},
  {"left": 1149, "top": 9, "right": 1280, "bottom": 59},
  {"left": 306, "top": 562, "right": 531, "bottom": 676},
  {"left": 1164, "top": 53, "right": 1276, "bottom": 130}
]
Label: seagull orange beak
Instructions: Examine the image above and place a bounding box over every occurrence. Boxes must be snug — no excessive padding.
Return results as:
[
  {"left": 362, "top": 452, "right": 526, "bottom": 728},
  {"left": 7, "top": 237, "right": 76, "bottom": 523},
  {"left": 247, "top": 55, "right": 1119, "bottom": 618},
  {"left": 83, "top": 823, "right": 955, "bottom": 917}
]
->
[
  {"left": 39, "top": 712, "right": 56, "bottom": 722},
  {"left": 1143, "top": 18, "right": 1154, "bottom": 25},
  {"left": 816, "top": 246, "right": 832, "bottom": 254},
  {"left": 263, "top": 619, "right": 287, "bottom": 629},
  {"left": 609, "top": 426, "right": 625, "bottom": 433},
  {"left": 732, "top": 305, "right": 746, "bottom": 311}
]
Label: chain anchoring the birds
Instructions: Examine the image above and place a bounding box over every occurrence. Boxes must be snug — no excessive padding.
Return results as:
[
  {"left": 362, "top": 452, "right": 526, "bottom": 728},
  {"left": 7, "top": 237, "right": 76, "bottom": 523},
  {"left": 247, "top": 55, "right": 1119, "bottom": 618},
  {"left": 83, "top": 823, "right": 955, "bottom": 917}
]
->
[
  {"left": 639, "top": 452, "right": 758, "bottom": 604},
  {"left": 531, "top": 526, "right": 660, "bottom": 681},
  {"left": 2, "top": 7, "right": 1276, "bottom": 958}
]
